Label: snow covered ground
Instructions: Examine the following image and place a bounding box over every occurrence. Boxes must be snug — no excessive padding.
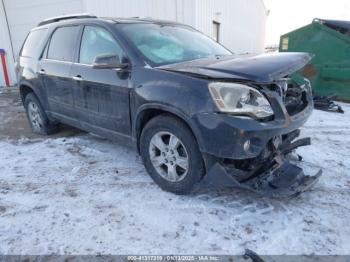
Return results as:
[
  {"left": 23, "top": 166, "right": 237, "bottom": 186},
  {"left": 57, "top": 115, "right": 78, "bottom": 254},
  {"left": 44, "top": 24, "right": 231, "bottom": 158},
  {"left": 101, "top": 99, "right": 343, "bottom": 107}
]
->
[{"left": 0, "top": 89, "right": 350, "bottom": 255}]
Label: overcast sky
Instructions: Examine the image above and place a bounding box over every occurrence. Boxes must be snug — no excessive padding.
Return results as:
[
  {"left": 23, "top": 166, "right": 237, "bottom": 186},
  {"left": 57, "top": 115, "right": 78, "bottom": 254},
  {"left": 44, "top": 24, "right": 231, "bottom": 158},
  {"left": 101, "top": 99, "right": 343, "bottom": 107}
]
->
[{"left": 264, "top": 0, "right": 350, "bottom": 46}]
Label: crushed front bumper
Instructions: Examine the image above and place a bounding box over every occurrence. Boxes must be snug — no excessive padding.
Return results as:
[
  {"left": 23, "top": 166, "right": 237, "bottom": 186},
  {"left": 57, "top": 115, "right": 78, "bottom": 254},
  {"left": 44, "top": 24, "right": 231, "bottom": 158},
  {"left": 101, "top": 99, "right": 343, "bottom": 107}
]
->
[
  {"left": 199, "top": 130, "right": 322, "bottom": 198},
  {"left": 201, "top": 159, "right": 321, "bottom": 198}
]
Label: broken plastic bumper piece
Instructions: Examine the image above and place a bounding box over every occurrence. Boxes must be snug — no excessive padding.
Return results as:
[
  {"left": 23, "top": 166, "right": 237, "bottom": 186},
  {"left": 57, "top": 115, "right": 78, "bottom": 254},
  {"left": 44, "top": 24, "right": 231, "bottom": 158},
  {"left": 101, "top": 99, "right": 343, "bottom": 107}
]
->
[
  {"left": 202, "top": 160, "right": 321, "bottom": 198},
  {"left": 243, "top": 160, "right": 321, "bottom": 198},
  {"left": 201, "top": 131, "right": 322, "bottom": 198}
]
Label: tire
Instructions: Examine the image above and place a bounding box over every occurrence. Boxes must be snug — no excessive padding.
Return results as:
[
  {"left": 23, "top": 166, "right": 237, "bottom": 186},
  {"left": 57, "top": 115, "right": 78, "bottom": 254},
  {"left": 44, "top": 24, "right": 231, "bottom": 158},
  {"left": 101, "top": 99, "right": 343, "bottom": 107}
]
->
[
  {"left": 140, "top": 114, "right": 205, "bottom": 194},
  {"left": 24, "top": 93, "right": 59, "bottom": 135}
]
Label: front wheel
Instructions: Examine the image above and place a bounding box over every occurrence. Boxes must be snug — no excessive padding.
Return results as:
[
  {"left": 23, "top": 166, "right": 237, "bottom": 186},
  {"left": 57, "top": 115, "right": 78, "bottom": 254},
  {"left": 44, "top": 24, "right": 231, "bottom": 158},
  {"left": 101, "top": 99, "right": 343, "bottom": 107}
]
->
[{"left": 140, "top": 115, "right": 205, "bottom": 194}]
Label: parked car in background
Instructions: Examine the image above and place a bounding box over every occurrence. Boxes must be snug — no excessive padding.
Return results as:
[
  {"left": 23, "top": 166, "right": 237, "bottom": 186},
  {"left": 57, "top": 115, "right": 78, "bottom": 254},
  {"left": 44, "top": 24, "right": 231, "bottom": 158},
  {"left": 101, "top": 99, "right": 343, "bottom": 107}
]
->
[{"left": 16, "top": 14, "right": 321, "bottom": 197}]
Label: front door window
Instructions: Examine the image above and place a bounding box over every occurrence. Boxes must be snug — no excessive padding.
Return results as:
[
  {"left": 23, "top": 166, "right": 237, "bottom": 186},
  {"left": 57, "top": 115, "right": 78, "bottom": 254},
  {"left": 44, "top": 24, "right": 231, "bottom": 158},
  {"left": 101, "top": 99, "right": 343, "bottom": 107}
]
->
[{"left": 79, "top": 26, "right": 123, "bottom": 65}]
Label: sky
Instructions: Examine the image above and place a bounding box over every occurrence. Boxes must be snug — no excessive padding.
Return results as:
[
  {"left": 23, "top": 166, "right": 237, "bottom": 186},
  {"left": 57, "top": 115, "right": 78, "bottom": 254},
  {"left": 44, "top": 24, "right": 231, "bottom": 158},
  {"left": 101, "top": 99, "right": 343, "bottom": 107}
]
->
[{"left": 264, "top": 0, "right": 350, "bottom": 46}]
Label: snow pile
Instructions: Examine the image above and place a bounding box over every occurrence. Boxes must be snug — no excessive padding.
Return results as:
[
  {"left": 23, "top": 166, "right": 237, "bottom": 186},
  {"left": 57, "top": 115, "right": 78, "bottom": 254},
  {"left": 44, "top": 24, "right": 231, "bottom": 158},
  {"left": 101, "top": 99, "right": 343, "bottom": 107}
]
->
[{"left": 0, "top": 105, "right": 350, "bottom": 255}]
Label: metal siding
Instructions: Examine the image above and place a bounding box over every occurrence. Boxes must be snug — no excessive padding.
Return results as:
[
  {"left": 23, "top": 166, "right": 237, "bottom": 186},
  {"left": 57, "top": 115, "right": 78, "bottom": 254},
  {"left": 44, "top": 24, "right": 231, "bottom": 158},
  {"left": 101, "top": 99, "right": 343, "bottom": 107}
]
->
[
  {"left": 1, "top": 0, "right": 84, "bottom": 84},
  {"left": 84, "top": 0, "right": 194, "bottom": 24},
  {"left": 195, "top": 0, "right": 267, "bottom": 54},
  {"left": 4, "top": 0, "right": 84, "bottom": 57},
  {"left": 83, "top": 0, "right": 197, "bottom": 33},
  {"left": 1, "top": 0, "right": 266, "bottom": 85},
  {"left": 175, "top": 0, "right": 197, "bottom": 26},
  {"left": 84, "top": 0, "right": 178, "bottom": 21},
  {"left": 84, "top": 0, "right": 266, "bottom": 54}
]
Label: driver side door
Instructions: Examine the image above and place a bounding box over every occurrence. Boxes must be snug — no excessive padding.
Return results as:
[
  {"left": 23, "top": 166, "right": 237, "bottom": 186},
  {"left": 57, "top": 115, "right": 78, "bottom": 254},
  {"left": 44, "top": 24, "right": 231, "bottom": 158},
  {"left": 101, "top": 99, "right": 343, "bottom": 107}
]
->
[{"left": 70, "top": 25, "right": 131, "bottom": 136}]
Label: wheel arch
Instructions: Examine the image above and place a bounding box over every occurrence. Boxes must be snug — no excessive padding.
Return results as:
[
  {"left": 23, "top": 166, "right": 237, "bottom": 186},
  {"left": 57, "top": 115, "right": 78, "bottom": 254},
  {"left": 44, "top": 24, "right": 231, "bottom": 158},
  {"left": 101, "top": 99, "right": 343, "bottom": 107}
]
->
[
  {"left": 19, "top": 82, "right": 37, "bottom": 104},
  {"left": 134, "top": 104, "right": 203, "bottom": 154}
]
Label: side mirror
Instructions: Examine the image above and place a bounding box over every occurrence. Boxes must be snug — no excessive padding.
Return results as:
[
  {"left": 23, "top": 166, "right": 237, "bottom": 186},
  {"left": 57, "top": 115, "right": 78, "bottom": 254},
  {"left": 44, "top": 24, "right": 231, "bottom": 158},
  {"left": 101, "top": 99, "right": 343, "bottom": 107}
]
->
[{"left": 92, "top": 54, "right": 128, "bottom": 70}]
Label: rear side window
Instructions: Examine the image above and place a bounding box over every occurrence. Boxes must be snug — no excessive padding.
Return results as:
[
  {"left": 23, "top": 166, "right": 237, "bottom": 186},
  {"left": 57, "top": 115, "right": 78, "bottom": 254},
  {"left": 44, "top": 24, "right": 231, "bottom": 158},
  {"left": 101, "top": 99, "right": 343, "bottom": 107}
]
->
[
  {"left": 47, "top": 26, "right": 80, "bottom": 62},
  {"left": 21, "top": 29, "right": 48, "bottom": 57}
]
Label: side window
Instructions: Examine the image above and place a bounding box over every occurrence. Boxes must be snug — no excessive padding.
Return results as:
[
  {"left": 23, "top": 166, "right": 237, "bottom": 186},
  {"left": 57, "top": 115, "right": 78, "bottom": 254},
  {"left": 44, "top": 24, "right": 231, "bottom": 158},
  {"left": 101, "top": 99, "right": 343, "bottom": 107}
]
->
[
  {"left": 47, "top": 26, "right": 80, "bottom": 62},
  {"left": 21, "top": 29, "right": 48, "bottom": 58},
  {"left": 79, "top": 26, "right": 123, "bottom": 65}
]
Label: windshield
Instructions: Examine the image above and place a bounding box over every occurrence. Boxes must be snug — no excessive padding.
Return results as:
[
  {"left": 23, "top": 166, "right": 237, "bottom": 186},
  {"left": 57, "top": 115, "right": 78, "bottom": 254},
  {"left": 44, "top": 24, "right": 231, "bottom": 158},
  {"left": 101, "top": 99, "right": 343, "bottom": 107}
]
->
[{"left": 119, "top": 23, "right": 232, "bottom": 66}]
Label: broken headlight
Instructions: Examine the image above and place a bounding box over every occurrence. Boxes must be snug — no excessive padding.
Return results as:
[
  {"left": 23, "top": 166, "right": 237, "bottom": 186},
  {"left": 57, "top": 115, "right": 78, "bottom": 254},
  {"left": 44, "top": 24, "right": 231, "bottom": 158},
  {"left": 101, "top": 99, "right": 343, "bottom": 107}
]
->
[{"left": 208, "top": 82, "right": 274, "bottom": 119}]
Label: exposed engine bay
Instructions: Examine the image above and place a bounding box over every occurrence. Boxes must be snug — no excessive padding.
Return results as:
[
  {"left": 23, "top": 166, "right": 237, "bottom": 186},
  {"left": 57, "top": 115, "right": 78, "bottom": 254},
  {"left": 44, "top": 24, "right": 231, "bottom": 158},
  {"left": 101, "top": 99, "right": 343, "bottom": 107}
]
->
[{"left": 265, "top": 78, "right": 309, "bottom": 117}]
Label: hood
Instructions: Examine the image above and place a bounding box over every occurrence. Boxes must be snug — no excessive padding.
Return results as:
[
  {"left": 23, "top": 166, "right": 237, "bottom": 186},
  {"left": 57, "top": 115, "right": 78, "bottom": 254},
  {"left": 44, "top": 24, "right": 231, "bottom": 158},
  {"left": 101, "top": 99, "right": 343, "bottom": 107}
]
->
[{"left": 158, "top": 52, "right": 313, "bottom": 83}]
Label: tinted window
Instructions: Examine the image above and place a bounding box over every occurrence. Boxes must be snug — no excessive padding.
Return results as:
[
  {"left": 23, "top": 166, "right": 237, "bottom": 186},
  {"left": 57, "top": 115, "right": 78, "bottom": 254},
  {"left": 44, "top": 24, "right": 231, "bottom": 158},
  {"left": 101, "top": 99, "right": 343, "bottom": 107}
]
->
[
  {"left": 47, "top": 26, "right": 80, "bottom": 62},
  {"left": 79, "top": 26, "right": 123, "bottom": 64},
  {"left": 21, "top": 29, "right": 48, "bottom": 57},
  {"left": 119, "top": 24, "right": 231, "bottom": 66}
]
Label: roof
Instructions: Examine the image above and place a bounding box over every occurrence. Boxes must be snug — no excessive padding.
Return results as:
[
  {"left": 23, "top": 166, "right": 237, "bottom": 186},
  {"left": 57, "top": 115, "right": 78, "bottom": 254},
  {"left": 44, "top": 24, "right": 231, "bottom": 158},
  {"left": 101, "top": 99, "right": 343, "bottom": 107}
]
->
[
  {"left": 282, "top": 18, "right": 350, "bottom": 39},
  {"left": 315, "top": 18, "right": 350, "bottom": 34}
]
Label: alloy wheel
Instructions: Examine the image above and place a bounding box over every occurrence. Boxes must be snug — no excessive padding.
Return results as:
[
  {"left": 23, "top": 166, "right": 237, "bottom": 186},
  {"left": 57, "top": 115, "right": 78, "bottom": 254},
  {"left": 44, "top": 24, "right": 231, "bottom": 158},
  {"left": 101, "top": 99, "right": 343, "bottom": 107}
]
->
[
  {"left": 149, "top": 131, "right": 189, "bottom": 182},
  {"left": 28, "top": 102, "right": 43, "bottom": 131}
]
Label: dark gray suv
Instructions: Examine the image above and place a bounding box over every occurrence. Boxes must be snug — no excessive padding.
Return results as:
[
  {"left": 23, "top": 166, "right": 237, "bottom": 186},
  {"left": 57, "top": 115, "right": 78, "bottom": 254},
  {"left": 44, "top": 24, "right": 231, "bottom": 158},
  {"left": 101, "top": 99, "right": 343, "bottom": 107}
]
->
[{"left": 16, "top": 14, "right": 321, "bottom": 197}]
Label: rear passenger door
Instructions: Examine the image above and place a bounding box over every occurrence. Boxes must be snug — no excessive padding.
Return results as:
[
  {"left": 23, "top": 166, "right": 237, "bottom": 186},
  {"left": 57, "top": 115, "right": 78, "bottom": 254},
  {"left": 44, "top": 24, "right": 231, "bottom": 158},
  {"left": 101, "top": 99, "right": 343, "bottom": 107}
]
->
[
  {"left": 70, "top": 25, "right": 131, "bottom": 135},
  {"left": 39, "top": 25, "right": 81, "bottom": 120}
]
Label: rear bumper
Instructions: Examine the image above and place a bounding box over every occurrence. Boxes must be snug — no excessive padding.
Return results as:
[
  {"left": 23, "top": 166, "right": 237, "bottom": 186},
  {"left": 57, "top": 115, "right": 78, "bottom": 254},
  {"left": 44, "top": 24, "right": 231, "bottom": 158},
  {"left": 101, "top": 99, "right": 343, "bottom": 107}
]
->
[{"left": 192, "top": 85, "right": 314, "bottom": 160}]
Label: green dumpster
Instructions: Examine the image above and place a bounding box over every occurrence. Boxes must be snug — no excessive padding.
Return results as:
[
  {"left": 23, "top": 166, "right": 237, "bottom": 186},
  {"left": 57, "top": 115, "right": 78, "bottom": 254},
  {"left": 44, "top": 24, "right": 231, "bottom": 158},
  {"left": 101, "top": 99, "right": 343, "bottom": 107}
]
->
[{"left": 279, "top": 18, "right": 350, "bottom": 101}]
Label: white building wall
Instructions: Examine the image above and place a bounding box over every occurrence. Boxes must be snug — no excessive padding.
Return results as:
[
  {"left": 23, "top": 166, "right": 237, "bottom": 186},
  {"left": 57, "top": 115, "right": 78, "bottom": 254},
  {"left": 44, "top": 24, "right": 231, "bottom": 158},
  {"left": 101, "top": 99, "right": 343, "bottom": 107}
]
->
[
  {"left": 84, "top": 0, "right": 267, "bottom": 54},
  {"left": 83, "top": 0, "right": 196, "bottom": 27},
  {"left": 3, "top": 0, "right": 84, "bottom": 57},
  {"left": 84, "top": 0, "right": 178, "bottom": 20},
  {"left": 0, "top": 0, "right": 267, "bottom": 85},
  {"left": 173, "top": 0, "right": 197, "bottom": 26},
  {"left": 195, "top": 0, "right": 267, "bottom": 54},
  {"left": 0, "top": 0, "right": 83, "bottom": 86}
]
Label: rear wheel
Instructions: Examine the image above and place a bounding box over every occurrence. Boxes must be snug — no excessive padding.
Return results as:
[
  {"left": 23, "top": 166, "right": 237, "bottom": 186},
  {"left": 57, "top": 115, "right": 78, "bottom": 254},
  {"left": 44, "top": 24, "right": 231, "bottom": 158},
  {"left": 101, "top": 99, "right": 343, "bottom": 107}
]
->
[
  {"left": 140, "top": 115, "right": 205, "bottom": 194},
  {"left": 24, "top": 93, "right": 59, "bottom": 135}
]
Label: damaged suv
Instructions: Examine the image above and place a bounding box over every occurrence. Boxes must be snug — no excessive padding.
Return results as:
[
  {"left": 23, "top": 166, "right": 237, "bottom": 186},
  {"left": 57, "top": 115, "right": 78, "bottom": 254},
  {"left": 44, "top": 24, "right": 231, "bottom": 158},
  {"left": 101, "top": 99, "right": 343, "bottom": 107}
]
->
[{"left": 17, "top": 15, "right": 321, "bottom": 197}]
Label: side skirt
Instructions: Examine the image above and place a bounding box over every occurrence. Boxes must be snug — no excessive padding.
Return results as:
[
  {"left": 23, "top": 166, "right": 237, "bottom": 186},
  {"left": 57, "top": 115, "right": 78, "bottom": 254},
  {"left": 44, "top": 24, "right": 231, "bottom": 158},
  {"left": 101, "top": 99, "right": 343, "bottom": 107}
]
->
[{"left": 47, "top": 111, "right": 137, "bottom": 150}]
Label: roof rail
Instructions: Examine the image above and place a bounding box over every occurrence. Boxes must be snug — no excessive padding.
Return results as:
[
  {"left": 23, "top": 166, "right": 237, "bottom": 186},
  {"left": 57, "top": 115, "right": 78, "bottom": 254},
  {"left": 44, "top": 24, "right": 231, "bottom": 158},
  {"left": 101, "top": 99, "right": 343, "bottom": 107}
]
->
[
  {"left": 38, "top": 13, "right": 97, "bottom": 26},
  {"left": 130, "top": 16, "right": 153, "bottom": 19}
]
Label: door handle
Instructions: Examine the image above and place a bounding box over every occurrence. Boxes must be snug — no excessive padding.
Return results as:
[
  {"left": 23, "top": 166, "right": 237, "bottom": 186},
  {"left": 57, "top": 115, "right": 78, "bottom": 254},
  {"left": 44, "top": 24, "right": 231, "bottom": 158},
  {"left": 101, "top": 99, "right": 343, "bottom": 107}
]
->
[
  {"left": 38, "top": 69, "right": 46, "bottom": 75},
  {"left": 72, "top": 75, "right": 83, "bottom": 82}
]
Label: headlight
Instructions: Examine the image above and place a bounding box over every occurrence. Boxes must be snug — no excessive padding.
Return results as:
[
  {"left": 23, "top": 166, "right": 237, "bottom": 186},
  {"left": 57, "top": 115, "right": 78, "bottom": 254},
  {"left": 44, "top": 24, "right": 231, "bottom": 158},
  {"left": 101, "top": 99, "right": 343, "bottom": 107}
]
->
[{"left": 208, "top": 82, "right": 274, "bottom": 119}]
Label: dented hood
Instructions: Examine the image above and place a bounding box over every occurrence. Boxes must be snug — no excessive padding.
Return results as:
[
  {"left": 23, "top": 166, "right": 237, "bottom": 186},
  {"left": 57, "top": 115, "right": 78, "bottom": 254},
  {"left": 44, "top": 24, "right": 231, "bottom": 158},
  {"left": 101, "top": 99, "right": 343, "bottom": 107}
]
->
[{"left": 159, "top": 52, "right": 313, "bottom": 83}]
